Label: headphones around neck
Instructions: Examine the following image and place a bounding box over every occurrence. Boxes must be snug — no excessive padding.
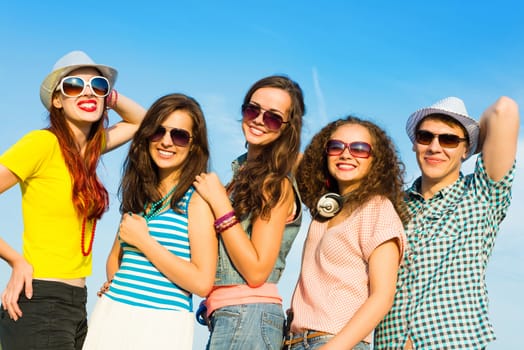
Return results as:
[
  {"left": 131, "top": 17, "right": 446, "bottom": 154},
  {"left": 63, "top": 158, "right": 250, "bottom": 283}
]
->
[{"left": 316, "top": 192, "right": 344, "bottom": 218}]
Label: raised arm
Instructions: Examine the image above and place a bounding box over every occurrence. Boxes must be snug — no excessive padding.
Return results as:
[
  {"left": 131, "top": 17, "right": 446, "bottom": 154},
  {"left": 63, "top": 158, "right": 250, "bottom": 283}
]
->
[
  {"left": 104, "top": 92, "right": 146, "bottom": 152},
  {"left": 479, "top": 96, "right": 520, "bottom": 181},
  {"left": 194, "top": 172, "right": 295, "bottom": 287}
]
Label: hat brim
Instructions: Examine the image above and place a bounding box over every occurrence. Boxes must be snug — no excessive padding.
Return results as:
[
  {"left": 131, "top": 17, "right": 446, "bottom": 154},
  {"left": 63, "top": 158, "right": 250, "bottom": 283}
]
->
[
  {"left": 406, "top": 107, "right": 480, "bottom": 159},
  {"left": 40, "top": 63, "right": 117, "bottom": 111}
]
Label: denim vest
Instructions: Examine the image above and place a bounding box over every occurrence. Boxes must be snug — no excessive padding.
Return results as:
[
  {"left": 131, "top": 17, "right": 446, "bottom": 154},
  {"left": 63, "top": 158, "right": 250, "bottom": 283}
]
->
[{"left": 214, "top": 153, "right": 302, "bottom": 286}]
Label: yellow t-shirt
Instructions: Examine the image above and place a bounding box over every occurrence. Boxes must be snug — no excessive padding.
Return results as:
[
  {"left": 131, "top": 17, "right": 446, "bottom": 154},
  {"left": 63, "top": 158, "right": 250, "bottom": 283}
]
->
[{"left": 0, "top": 130, "right": 94, "bottom": 278}]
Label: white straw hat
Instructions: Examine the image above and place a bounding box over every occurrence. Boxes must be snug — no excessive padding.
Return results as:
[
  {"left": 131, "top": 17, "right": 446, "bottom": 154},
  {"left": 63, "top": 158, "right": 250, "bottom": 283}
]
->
[
  {"left": 40, "top": 50, "right": 118, "bottom": 110},
  {"left": 406, "top": 96, "right": 480, "bottom": 159}
]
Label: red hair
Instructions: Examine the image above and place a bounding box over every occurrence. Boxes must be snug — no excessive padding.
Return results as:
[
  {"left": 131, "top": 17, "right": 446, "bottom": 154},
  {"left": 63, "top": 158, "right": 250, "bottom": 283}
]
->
[{"left": 48, "top": 102, "right": 109, "bottom": 220}]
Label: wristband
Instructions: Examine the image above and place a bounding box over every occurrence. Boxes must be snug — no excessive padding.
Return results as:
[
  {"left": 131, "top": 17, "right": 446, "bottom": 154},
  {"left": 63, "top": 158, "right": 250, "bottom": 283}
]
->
[
  {"left": 106, "top": 89, "right": 119, "bottom": 109},
  {"left": 214, "top": 210, "right": 235, "bottom": 228},
  {"left": 216, "top": 217, "right": 239, "bottom": 234}
]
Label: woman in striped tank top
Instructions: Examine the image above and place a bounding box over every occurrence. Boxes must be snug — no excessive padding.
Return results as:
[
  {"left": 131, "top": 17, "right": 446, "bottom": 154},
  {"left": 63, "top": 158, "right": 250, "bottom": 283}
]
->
[{"left": 82, "top": 93, "right": 218, "bottom": 349}]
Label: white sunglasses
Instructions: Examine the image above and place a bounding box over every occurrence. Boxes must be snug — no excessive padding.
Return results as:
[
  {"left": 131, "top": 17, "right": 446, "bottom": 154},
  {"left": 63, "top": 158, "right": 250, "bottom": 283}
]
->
[{"left": 56, "top": 76, "right": 110, "bottom": 98}]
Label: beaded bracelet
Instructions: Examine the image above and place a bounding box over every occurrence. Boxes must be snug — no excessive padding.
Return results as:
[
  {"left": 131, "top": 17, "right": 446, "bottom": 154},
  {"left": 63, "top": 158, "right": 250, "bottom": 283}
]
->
[
  {"left": 215, "top": 216, "right": 238, "bottom": 233},
  {"left": 216, "top": 216, "right": 239, "bottom": 234},
  {"left": 214, "top": 210, "right": 236, "bottom": 228},
  {"left": 215, "top": 215, "right": 237, "bottom": 230},
  {"left": 105, "top": 89, "right": 119, "bottom": 109}
]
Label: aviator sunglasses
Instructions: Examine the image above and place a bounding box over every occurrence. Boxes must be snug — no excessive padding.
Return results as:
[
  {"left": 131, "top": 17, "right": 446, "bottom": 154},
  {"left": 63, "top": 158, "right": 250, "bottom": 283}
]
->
[
  {"left": 326, "top": 139, "right": 373, "bottom": 158},
  {"left": 57, "top": 76, "right": 111, "bottom": 98},
  {"left": 150, "top": 126, "right": 192, "bottom": 147},
  {"left": 241, "top": 103, "right": 289, "bottom": 131},
  {"left": 415, "top": 130, "right": 467, "bottom": 148}
]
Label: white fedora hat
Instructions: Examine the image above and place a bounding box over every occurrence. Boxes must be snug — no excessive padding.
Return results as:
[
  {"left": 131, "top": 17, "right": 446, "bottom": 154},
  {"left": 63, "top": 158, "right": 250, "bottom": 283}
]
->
[
  {"left": 40, "top": 50, "right": 118, "bottom": 110},
  {"left": 406, "top": 96, "right": 480, "bottom": 159}
]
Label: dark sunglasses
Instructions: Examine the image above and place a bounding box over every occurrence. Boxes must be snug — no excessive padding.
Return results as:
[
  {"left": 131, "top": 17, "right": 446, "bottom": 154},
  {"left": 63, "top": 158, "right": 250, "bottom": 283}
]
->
[
  {"left": 415, "top": 130, "right": 467, "bottom": 148},
  {"left": 326, "top": 140, "right": 372, "bottom": 158},
  {"left": 241, "top": 103, "right": 289, "bottom": 131},
  {"left": 57, "top": 76, "right": 110, "bottom": 98},
  {"left": 150, "top": 126, "right": 192, "bottom": 147}
]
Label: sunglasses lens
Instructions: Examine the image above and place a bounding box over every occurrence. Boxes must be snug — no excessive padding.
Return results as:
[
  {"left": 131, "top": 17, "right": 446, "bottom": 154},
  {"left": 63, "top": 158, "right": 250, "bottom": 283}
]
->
[
  {"left": 349, "top": 142, "right": 372, "bottom": 158},
  {"left": 150, "top": 126, "right": 166, "bottom": 142},
  {"left": 242, "top": 104, "right": 260, "bottom": 121},
  {"left": 61, "top": 77, "right": 85, "bottom": 97},
  {"left": 90, "top": 77, "right": 110, "bottom": 97},
  {"left": 170, "top": 129, "right": 191, "bottom": 147},
  {"left": 415, "top": 130, "right": 434, "bottom": 145},
  {"left": 438, "top": 134, "right": 461, "bottom": 148},
  {"left": 326, "top": 140, "right": 345, "bottom": 156},
  {"left": 263, "top": 112, "right": 284, "bottom": 131}
]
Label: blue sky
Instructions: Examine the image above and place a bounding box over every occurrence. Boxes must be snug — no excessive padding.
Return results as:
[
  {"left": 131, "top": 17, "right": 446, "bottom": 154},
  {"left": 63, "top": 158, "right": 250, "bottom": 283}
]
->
[{"left": 1, "top": 1, "right": 523, "bottom": 348}]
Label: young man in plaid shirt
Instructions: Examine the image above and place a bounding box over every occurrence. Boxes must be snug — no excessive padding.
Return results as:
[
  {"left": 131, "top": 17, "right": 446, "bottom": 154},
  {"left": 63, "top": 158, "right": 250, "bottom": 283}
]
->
[{"left": 374, "top": 96, "right": 519, "bottom": 350}]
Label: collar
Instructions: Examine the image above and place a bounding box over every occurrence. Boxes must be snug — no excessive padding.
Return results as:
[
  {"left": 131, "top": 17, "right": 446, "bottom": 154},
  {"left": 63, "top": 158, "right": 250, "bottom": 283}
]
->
[
  {"left": 406, "top": 173, "right": 466, "bottom": 219},
  {"left": 231, "top": 152, "right": 248, "bottom": 174}
]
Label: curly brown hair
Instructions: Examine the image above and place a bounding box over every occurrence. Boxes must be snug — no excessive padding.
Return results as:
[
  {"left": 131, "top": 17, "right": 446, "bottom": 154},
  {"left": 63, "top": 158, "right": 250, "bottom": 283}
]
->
[
  {"left": 119, "top": 93, "right": 209, "bottom": 214},
  {"left": 229, "top": 75, "right": 305, "bottom": 220},
  {"left": 297, "top": 116, "right": 407, "bottom": 223}
]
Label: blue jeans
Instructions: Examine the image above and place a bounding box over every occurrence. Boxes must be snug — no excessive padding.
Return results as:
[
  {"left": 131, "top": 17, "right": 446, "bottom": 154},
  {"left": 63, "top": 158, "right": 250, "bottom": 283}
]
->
[
  {"left": 206, "top": 303, "right": 285, "bottom": 350},
  {"left": 285, "top": 330, "right": 370, "bottom": 350},
  {"left": 0, "top": 280, "right": 87, "bottom": 350}
]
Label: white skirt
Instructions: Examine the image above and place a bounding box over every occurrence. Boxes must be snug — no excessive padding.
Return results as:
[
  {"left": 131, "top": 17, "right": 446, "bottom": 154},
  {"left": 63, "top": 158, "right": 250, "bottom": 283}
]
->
[{"left": 82, "top": 295, "right": 194, "bottom": 350}]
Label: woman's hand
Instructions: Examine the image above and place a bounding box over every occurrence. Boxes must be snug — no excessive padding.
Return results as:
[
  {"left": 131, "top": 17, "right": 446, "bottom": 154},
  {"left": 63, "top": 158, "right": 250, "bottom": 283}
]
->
[
  {"left": 1, "top": 257, "right": 33, "bottom": 321},
  {"left": 118, "top": 212, "right": 151, "bottom": 249},
  {"left": 96, "top": 280, "right": 112, "bottom": 297},
  {"left": 193, "top": 172, "right": 231, "bottom": 214}
]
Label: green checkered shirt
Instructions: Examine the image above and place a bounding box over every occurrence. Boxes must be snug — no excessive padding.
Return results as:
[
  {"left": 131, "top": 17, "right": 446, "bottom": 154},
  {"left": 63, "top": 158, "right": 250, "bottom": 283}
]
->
[{"left": 374, "top": 156, "right": 515, "bottom": 350}]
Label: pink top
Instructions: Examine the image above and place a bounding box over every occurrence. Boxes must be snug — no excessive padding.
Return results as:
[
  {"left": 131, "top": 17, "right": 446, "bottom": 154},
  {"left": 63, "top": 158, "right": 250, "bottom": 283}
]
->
[
  {"left": 290, "top": 196, "right": 406, "bottom": 343},
  {"left": 205, "top": 284, "right": 282, "bottom": 317}
]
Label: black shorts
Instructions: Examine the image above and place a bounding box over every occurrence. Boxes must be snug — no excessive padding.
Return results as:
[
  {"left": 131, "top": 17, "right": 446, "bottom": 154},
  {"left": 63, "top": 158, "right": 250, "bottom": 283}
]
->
[{"left": 0, "top": 279, "right": 87, "bottom": 350}]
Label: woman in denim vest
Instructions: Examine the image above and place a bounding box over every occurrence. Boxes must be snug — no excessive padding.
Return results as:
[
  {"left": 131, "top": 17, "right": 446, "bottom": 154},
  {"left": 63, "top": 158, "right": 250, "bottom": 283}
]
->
[{"left": 194, "top": 75, "right": 305, "bottom": 350}]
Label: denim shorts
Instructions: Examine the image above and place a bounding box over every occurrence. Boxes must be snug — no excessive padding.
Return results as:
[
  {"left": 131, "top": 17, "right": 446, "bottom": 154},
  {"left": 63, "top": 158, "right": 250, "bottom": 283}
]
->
[
  {"left": 206, "top": 303, "right": 285, "bottom": 350},
  {"left": 0, "top": 279, "right": 87, "bottom": 350}
]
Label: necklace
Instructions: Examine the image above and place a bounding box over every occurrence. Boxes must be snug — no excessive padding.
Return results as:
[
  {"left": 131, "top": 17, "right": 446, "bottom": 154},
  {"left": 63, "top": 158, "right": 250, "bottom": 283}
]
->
[
  {"left": 81, "top": 217, "right": 97, "bottom": 256},
  {"left": 143, "top": 186, "right": 177, "bottom": 222}
]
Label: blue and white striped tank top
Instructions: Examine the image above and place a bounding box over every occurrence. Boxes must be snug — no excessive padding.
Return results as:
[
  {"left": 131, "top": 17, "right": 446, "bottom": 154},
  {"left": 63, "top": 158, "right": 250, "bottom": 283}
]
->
[{"left": 105, "top": 187, "right": 194, "bottom": 311}]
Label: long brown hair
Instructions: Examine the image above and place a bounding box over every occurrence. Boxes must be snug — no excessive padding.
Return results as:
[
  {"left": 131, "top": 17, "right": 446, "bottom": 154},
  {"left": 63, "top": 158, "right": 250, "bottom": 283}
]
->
[
  {"left": 48, "top": 97, "right": 109, "bottom": 220},
  {"left": 119, "top": 93, "right": 209, "bottom": 213},
  {"left": 229, "top": 75, "right": 305, "bottom": 220},
  {"left": 297, "top": 116, "right": 407, "bottom": 223}
]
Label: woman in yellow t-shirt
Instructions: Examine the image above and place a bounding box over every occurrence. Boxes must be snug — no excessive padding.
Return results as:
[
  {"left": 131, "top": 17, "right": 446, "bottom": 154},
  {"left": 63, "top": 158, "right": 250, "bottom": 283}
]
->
[{"left": 0, "top": 50, "right": 145, "bottom": 349}]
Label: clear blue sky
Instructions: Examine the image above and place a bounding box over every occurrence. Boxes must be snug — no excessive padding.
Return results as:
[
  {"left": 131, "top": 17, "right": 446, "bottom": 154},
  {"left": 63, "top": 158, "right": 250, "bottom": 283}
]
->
[{"left": 1, "top": 1, "right": 523, "bottom": 348}]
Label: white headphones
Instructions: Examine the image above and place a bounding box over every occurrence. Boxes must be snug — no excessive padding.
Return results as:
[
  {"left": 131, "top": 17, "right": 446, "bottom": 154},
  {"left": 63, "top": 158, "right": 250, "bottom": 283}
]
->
[{"left": 316, "top": 192, "right": 344, "bottom": 218}]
